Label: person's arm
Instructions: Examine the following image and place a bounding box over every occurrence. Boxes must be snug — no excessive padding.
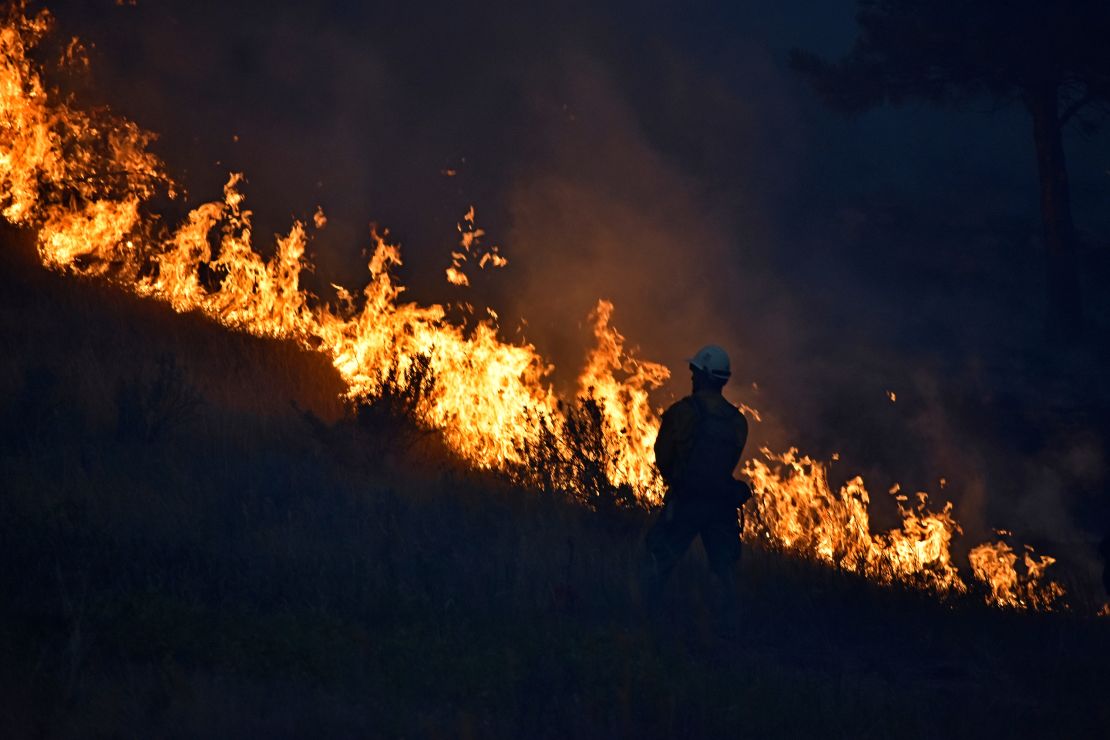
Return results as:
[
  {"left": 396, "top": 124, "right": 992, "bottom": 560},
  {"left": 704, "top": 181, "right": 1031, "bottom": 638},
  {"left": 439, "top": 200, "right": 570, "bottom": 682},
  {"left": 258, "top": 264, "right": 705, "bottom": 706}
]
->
[
  {"left": 654, "top": 407, "right": 679, "bottom": 484},
  {"left": 730, "top": 410, "right": 753, "bottom": 506},
  {"left": 730, "top": 410, "right": 749, "bottom": 472},
  {"left": 654, "top": 401, "right": 693, "bottom": 485},
  {"left": 719, "top": 408, "right": 745, "bottom": 472}
]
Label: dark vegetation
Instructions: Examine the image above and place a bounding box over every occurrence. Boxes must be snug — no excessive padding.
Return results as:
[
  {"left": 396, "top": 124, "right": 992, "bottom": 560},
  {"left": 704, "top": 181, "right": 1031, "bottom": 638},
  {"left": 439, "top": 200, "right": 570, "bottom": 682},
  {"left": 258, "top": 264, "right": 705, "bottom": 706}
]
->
[
  {"left": 2, "top": 226, "right": 1109, "bottom": 739},
  {"left": 791, "top": 0, "right": 1110, "bottom": 342},
  {"left": 511, "top": 397, "right": 644, "bottom": 520}
]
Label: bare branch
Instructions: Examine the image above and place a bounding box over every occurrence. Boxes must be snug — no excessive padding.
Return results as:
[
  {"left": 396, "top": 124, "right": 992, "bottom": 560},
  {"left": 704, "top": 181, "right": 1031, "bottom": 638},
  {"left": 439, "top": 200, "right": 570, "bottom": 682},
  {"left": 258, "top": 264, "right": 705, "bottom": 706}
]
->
[{"left": 1060, "top": 87, "right": 1094, "bottom": 127}]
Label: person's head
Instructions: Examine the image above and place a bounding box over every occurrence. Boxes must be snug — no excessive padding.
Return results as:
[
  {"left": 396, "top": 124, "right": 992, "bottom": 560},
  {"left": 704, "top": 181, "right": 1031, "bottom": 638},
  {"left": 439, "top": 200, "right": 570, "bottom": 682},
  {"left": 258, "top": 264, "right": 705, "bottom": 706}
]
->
[{"left": 687, "top": 344, "right": 730, "bottom": 393}]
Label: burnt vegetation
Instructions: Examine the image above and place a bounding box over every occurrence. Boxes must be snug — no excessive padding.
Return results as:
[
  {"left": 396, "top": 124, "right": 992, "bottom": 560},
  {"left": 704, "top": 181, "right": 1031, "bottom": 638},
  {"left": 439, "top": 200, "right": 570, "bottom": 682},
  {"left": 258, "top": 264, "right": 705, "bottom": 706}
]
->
[{"left": 2, "top": 229, "right": 1109, "bottom": 738}]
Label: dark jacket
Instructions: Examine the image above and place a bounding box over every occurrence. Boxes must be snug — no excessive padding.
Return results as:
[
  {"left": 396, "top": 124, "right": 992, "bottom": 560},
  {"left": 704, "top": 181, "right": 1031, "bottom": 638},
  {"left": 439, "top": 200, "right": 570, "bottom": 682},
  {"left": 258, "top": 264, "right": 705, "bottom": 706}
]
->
[{"left": 653, "top": 390, "right": 748, "bottom": 489}]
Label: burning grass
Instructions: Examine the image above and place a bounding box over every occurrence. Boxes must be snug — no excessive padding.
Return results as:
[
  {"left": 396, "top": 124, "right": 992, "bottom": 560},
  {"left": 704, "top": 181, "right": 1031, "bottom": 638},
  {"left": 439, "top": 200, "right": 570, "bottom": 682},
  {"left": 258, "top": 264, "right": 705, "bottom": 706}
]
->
[
  {"left": 2, "top": 247, "right": 1109, "bottom": 738},
  {"left": 0, "top": 2, "right": 1089, "bottom": 611}
]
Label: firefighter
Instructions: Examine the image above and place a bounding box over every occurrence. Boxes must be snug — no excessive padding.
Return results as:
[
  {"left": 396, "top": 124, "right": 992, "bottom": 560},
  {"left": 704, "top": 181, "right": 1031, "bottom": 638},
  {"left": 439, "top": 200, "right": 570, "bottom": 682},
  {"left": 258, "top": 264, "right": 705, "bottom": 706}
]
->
[{"left": 642, "top": 344, "right": 750, "bottom": 620}]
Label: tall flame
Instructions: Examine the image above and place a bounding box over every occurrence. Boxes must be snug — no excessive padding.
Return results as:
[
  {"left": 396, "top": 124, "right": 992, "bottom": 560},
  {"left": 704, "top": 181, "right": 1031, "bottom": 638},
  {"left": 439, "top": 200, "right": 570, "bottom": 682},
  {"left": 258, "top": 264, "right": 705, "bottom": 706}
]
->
[{"left": 0, "top": 5, "right": 1079, "bottom": 610}]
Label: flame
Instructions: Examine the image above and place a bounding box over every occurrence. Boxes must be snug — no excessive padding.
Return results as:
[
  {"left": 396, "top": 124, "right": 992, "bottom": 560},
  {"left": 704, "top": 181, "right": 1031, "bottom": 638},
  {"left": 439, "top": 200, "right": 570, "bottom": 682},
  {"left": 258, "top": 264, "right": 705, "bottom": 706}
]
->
[
  {"left": 968, "top": 542, "right": 1067, "bottom": 610},
  {"left": 579, "top": 299, "right": 669, "bottom": 500},
  {"left": 0, "top": 5, "right": 1075, "bottom": 610},
  {"left": 445, "top": 205, "right": 506, "bottom": 287},
  {"left": 744, "top": 450, "right": 963, "bottom": 594}
]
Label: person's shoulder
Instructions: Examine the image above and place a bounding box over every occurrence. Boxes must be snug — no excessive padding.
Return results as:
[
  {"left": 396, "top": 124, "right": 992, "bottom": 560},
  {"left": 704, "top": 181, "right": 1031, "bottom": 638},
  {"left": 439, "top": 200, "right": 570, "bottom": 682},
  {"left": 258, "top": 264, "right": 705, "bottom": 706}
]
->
[
  {"left": 708, "top": 394, "right": 747, "bottom": 429},
  {"left": 698, "top": 392, "right": 740, "bottom": 416},
  {"left": 662, "top": 396, "right": 698, "bottom": 421}
]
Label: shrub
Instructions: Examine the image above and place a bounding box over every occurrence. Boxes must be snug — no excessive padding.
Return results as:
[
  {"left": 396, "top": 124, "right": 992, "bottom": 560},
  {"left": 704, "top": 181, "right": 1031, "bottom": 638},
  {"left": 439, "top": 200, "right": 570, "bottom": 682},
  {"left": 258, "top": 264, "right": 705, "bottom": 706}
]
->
[
  {"left": 297, "top": 353, "right": 442, "bottom": 466},
  {"left": 513, "top": 396, "right": 642, "bottom": 521},
  {"left": 115, "top": 353, "right": 203, "bottom": 443}
]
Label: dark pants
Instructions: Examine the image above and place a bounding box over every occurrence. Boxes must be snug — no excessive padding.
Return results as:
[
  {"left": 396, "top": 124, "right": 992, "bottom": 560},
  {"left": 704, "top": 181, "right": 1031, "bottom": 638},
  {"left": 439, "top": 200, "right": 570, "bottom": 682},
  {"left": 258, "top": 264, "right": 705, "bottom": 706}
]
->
[{"left": 643, "top": 495, "right": 742, "bottom": 592}]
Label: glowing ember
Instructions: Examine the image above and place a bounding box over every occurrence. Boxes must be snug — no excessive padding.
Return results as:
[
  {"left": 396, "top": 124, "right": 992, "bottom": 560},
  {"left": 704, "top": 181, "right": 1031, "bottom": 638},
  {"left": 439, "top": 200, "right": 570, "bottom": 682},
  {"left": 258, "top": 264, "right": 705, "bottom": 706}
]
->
[
  {"left": 0, "top": 5, "right": 1073, "bottom": 610},
  {"left": 446, "top": 205, "right": 506, "bottom": 287}
]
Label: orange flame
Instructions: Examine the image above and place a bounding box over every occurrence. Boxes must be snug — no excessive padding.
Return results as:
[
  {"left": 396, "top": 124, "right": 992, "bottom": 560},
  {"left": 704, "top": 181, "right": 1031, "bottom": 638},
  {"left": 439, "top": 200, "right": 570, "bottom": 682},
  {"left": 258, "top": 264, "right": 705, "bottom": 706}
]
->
[
  {"left": 0, "top": 6, "right": 1073, "bottom": 610},
  {"left": 968, "top": 541, "right": 1067, "bottom": 610},
  {"left": 745, "top": 450, "right": 963, "bottom": 595}
]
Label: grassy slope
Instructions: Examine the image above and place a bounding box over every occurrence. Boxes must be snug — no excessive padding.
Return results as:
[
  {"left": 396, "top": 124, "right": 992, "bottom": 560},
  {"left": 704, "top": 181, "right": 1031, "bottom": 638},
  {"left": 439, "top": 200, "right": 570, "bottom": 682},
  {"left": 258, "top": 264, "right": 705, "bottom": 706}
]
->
[{"left": 1, "top": 226, "right": 1108, "bottom": 739}]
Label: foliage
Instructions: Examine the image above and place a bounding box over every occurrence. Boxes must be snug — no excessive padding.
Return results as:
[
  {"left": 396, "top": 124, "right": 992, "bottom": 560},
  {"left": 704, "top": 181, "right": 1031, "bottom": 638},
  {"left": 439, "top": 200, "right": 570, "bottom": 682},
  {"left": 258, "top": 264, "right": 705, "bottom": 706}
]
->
[
  {"left": 790, "top": 0, "right": 1110, "bottom": 340},
  {"left": 789, "top": 0, "right": 1110, "bottom": 123},
  {"left": 512, "top": 396, "right": 643, "bottom": 520},
  {"left": 352, "top": 352, "right": 438, "bottom": 454},
  {"left": 355, "top": 353, "right": 436, "bottom": 428}
]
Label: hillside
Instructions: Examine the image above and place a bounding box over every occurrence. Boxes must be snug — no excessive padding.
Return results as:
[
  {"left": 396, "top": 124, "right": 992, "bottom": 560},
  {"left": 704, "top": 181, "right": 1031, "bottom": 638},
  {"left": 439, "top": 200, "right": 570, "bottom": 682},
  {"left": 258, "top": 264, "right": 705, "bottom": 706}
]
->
[{"left": 2, "top": 225, "right": 1109, "bottom": 739}]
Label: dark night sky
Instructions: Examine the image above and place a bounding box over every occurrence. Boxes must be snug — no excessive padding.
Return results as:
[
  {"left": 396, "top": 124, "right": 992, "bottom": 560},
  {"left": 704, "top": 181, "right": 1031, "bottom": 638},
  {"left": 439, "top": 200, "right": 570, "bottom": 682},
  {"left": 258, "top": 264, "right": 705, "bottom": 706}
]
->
[{"left": 41, "top": 0, "right": 1110, "bottom": 547}]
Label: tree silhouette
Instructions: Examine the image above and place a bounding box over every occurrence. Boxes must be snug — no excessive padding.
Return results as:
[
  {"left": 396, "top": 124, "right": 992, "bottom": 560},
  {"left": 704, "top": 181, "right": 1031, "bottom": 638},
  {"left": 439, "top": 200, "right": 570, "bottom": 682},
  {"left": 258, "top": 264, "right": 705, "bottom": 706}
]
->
[{"left": 791, "top": 0, "right": 1110, "bottom": 342}]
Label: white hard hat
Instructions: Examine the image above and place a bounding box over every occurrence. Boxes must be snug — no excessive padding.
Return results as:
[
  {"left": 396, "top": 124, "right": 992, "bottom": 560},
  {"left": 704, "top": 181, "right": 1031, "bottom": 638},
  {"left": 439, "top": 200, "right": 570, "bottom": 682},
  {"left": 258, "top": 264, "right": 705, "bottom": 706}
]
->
[{"left": 687, "top": 344, "right": 731, "bottom": 380}]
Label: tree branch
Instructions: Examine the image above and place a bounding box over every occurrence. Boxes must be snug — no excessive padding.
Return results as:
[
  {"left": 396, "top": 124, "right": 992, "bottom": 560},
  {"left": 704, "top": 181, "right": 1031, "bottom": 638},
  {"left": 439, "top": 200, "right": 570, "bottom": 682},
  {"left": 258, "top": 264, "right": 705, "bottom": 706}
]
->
[{"left": 1060, "top": 87, "right": 1094, "bottom": 127}]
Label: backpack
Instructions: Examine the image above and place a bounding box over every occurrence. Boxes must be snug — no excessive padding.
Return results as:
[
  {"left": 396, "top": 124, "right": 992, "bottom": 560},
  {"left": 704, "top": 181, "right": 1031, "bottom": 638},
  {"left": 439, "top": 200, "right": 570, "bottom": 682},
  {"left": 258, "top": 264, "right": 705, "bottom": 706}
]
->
[{"left": 677, "top": 395, "right": 750, "bottom": 506}]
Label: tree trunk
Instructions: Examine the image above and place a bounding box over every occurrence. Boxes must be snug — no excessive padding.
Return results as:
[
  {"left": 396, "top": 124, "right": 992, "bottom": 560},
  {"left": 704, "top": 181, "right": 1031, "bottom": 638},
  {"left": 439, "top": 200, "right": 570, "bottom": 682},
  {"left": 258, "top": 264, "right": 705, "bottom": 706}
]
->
[{"left": 1026, "top": 84, "right": 1083, "bottom": 343}]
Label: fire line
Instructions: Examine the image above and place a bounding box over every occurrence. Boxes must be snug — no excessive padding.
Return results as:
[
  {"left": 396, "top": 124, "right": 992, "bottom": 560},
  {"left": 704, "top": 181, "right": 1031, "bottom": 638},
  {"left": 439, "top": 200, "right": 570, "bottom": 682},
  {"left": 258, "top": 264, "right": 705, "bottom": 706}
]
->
[{"left": 0, "top": 5, "right": 1075, "bottom": 611}]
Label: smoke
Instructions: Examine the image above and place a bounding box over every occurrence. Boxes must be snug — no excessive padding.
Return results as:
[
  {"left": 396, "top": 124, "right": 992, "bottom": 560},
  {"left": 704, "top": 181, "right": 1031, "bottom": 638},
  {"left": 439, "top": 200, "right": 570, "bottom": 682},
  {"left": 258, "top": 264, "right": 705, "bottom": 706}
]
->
[
  {"left": 38, "top": 0, "right": 1110, "bottom": 588},
  {"left": 494, "top": 54, "right": 750, "bottom": 392},
  {"left": 47, "top": 1, "right": 799, "bottom": 393}
]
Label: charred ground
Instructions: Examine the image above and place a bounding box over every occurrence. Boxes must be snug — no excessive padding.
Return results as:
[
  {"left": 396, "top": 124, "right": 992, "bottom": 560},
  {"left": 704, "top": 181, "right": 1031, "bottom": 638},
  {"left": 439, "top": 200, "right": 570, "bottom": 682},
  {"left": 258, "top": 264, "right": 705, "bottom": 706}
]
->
[{"left": 2, "top": 228, "right": 1109, "bottom": 738}]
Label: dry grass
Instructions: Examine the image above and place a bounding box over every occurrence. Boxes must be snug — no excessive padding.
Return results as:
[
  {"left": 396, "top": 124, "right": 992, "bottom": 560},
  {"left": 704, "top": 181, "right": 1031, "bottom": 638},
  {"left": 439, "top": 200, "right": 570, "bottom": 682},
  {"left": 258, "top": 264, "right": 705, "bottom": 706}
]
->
[{"left": 2, "top": 228, "right": 1109, "bottom": 739}]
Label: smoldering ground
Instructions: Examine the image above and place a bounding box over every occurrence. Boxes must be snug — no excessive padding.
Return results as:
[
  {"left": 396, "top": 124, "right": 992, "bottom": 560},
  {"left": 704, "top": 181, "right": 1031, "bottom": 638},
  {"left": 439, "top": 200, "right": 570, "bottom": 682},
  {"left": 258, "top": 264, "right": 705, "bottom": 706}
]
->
[{"left": 40, "top": 0, "right": 1110, "bottom": 592}]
